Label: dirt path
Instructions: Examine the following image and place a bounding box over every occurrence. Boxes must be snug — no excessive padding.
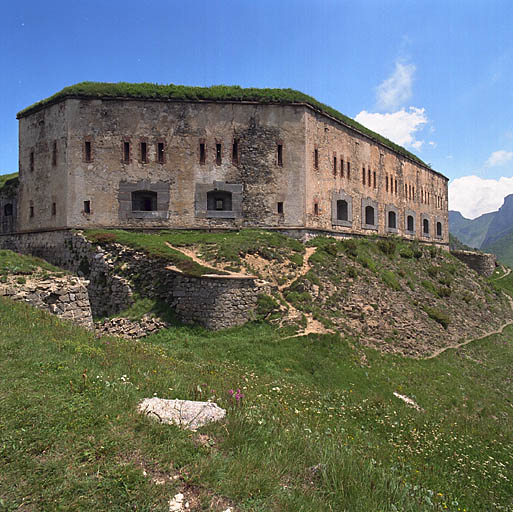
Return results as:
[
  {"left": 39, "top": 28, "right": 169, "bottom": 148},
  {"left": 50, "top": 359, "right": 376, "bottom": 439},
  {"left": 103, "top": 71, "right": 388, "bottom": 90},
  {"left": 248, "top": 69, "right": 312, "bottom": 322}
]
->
[
  {"left": 422, "top": 294, "right": 513, "bottom": 360},
  {"left": 494, "top": 266, "right": 511, "bottom": 281}
]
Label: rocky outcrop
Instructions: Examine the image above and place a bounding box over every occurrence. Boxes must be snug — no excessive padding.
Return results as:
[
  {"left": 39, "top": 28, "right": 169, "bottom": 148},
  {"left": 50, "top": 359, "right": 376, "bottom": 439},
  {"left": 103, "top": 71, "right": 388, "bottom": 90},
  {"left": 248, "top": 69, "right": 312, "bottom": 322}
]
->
[{"left": 96, "top": 314, "right": 168, "bottom": 339}]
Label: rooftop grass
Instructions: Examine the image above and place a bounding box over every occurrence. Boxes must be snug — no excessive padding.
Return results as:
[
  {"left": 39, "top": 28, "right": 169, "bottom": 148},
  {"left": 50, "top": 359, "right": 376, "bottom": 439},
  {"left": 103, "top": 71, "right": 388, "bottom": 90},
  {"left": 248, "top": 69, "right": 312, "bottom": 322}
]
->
[
  {"left": 1, "top": 291, "right": 512, "bottom": 510},
  {"left": 17, "top": 82, "right": 433, "bottom": 169},
  {"left": 0, "top": 172, "right": 19, "bottom": 193}
]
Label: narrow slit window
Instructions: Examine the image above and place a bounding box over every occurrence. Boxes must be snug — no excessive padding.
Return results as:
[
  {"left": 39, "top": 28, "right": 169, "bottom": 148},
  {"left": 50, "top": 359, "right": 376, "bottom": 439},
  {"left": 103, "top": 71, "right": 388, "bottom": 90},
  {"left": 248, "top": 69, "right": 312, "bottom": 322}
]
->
[
  {"left": 232, "top": 139, "right": 239, "bottom": 165},
  {"left": 277, "top": 201, "right": 284, "bottom": 214},
  {"left": 30, "top": 151, "right": 34, "bottom": 172},
  {"left": 333, "top": 155, "right": 337, "bottom": 176},
  {"left": 394, "top": 178, "right": 398, "bottom": 195},
  {"left": 362, "top": 167, "right": 366, "bottom": 185},
  {"left": 368, "top": 168, "right": 371, "bottom": 187},
  {"left": 373, "top": 171, "right": 376, "bottom": 188},
  {"left": 52, "top": 202, "right": 56, "bottom": 216},
  {"left": 84, "top": 141, "right": 92, "bottom": 162},
  {"left": 30, "top": 206, "right": 34, "bottom": 218},
  {"left": 314, "top": 202, "right": 319, "bottom": 215},
  {"left": 199, "top": 142, "right": 206, "bottom": 165},
  {"left": 141, "top": 142, "right": 148, "bottom": 163},
  {"left": 84, "top": 200, "right": 91, "bottom": 214},
  {"left": 157, "top": 142, "right": 165, "bottom": 164},
  {"left": 314, "top": 149, "right": 319, "bottom": 169},
  {"left": 123, "top": 142, "right": 130, "bottom": 163},
  {"left": 340, "top": 159, "right": 344, "bottom": 178},
  {"left": 386, "top": 175, "right": 389, "bottom": 192},
  {"left": 52, "top": 141, "right": 57, "bottom": 167},
  {"left": 347, "top": 161, "right": 350, "bottom": 179},
  {"left": 216, "top": 143, "right": 222, "bottom": 165},
  {"left": 277, "top": 144, "right": 283, "bottom": 166}
]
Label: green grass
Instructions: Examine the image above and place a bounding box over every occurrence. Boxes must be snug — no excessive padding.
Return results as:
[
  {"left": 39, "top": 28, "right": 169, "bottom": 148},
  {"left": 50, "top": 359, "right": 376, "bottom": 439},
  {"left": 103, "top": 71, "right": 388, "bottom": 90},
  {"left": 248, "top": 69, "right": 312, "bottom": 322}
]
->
[
  {"left": 84, "top": 229, "right": 227, "bottom": 277},
  {"left": 0, "top": 172, "right": 18, "bottom": 193},
  {"left": 17, "top": 82, "right": 432, "bottom": 168},
  {"left": 0, "top": 248, "right": 64, "bottom": 276},
  {"left": 1, "top": 298, "right": 512, "bottom": 510}
]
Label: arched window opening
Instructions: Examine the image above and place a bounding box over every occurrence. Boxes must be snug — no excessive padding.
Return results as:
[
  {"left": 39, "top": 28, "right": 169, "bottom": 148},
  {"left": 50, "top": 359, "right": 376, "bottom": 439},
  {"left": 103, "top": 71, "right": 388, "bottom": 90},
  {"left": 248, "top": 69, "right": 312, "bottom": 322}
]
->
[
  {"left": 337, "top": 200, "right": 348, "bottom": 221},
  {"left": 365, "top": 205, "right": 375, "bottom": 226},
  {"left": 407, "top": 215, "right": 414, "bottom": 232},
  {"left": 131, "top": 190, "right": 157, "bottom": 212},
  {"left": 423, "top": 218, "right": 430, "bottom": 235},
  {"left": 436, "top": 222, "right": 442, "bottom": 237},
  {"left": 388, "top": 210, "right": 396, "bottom": 229},
  {"left": 207, "top": 190, "right": 232, "bottom": 211},
  {"left": 4, "top": 203, "right": 13, "bottom": 216}
]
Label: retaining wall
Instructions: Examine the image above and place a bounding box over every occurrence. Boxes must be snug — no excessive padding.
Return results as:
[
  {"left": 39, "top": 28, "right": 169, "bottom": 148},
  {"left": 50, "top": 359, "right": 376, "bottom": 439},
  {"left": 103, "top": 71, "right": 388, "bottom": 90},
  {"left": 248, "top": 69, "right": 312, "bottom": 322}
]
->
[{"left": 451, "top": 250, "right": 497, "bottom": 277}]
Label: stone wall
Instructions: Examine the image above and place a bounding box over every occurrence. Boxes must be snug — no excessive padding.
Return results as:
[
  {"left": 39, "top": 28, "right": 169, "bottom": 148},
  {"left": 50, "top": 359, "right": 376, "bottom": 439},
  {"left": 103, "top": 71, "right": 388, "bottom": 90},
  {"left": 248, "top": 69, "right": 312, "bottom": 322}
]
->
[
  {"left": 0, "top": 274, "right": 93, "bottom": 327},
  {"left": 0, "top": 177, "right": 18, "bottom": 234},
  {"left": 451, "top": 250, "right": 497, "bottom": 277},
  {"left": 0, "top": 230, "right": 267, "bottom": 329}
]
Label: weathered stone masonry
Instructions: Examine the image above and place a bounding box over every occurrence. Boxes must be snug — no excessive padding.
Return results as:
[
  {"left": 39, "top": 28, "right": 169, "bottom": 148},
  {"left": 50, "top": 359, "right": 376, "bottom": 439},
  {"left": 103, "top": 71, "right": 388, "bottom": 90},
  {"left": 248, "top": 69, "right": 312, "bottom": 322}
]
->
[
  {"left": 451, "top": 250, "right": 497, "bottom": 277},
  {"left": 0, "top": 230, "right": 267, "bottom": 329}
]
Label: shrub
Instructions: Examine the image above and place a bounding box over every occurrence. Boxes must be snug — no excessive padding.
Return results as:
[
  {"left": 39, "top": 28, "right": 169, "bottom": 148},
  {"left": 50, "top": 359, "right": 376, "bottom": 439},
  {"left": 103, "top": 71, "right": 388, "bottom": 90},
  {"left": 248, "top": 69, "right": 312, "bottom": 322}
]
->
[
  {"left": 377, "top": 239, "right": 397, "bottom": 257},
  {"left": 399, "top": 247, "right": 414, "bottom": 259},
  {"left": 421, "top": 280, "right": 438, "bottom": 295},
  {"left": 423, "top": 306, "right": 450, "bottom": 328},
  {"left": 255, "top": 294, "right": 280, "bottom": 321},
  {"left": 346, "top": 266, "right": 358, "bottom": 278},
  {"left": 382, "top": 270, "right": 401, "bottom": 291}
]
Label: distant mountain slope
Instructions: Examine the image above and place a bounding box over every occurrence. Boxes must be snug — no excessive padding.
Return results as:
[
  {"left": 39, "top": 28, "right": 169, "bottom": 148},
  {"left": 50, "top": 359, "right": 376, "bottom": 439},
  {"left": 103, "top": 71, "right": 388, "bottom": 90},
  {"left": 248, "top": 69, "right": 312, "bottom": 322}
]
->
[
  {"left": 449, "top": 210, "right": 495, "bottom": 249},
  {"left": 450, "top": 194, "right": 513, "bottom": 267}
]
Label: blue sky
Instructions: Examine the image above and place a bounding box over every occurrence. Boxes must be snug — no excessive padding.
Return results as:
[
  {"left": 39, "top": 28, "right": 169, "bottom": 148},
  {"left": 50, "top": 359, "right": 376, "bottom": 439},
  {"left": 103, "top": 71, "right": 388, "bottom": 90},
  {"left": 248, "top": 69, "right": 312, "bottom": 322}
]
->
[{"left": 1, "top": 0, "right": 513, "bottom": 218}]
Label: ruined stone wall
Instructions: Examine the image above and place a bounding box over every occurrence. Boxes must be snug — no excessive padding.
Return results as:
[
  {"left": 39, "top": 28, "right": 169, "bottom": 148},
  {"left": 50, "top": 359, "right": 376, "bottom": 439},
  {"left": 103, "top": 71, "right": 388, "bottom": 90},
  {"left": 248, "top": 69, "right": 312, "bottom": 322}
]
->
[
  {"left": 17, "top": 101, "right": 69, "bottom": 231},
  {"left": 59, "top": 98, "right": 307, "bottom": 230},
  {"left": 0, "top": 230, "right": 267, "bottom": 329},
  {"left": 303, "top": 109, "right": 449, "bottom": 244},
  {"left": 0, "top": 275, "right": 93, "bottom": 327},
  {"left": 451, "top": 250, "right": 497, "bottom": 277}
]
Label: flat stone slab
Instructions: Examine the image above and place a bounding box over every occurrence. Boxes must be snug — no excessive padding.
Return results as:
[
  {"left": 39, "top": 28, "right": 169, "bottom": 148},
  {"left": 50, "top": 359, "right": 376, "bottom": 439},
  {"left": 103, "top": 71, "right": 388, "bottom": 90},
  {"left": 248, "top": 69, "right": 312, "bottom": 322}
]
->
[{"left": 138, "top": 398, "right": 226, "bottom": 431}]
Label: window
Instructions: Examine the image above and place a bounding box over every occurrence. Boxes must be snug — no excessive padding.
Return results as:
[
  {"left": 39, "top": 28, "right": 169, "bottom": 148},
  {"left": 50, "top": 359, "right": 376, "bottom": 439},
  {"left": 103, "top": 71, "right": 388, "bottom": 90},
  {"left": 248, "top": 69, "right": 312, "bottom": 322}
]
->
[
  {"left": 388, "top": 210, "right": 396, "bottom": 229},
  {"left": 437, "top": 222, "right": 442, "bottom": 237},
  {"left": 412, "top": 186, "right": 415, "bottom": 201},
  {"left": 207, "top": 190, "right": 232, "bottom": 211},
  {"left": 199, "top": 142, "right": 206, "bottom": 165},
  {"left": 140, "top": 142, "right": 148, "bottom": 163},
  {"left": 277, "top": 144, "right": 283, "bottom": 166},
  {"left": 84, "top": 141, "right": 92, "bottom": 162},
  {"left": 30, "top": 151, "right": 34, "bottom": 172},
  {"left": 340, "top": 159, "right": 344, "bottom": 178},
  {"left": 423, "top": 218, "right": 430, "bottom": 235},
  {"left": 277, "top": 201, "right": 284, "bottom": 214},
  {"left": 347, "top": 161, "right": 350, "bottom": 179},
  {"left": 84, "top": 200, "right": 91, "bottom": 214},
  {"left": 394, "top": 178, "right": 398, "bottom": 195},
  {"left": 333, "top": 155, "right": 337, "bottom": 176},
  {"left": 405, "top": 184, "right": 408, "bottom": 196},
  {"left": 368, "top": 168, "right": 371, "bottom": 187},
  {"left": 365, "top": 205, "right": 375, "bottom": 226},
  {"left": 362, "top": 167, "right": 366, "bottom": 185},
  {"left": 122, "top": 142, "right": 130, "bottom": 163},
  {"left": 52, "top": 202, "right": 56, "bottom": 216},
  {"left": 314, "top": 149, "right": 319, "bottom": 169},
  {"left": 30, "top": 206, "right": 34, "bottom": 218},
  {"left": 386, "top": 175, "right": 389, "bottom": 192},
  {"left": 314, "top": 202, "right": 319, "bottom": 215},
  {"left": 407, "top": 215, "right": 414, "bottom": 232},
  {"left": 157, "top": 142, "right": 165, "bottom": 164},
  {"left": 336, "top": 200, "right": 348, "bottom": 221},
  {"left": 52, "top": 141, "right": 57, "bottom": 167},
  {"left": 216, "top": 143, "right": 222, "bottom": 165},
  {"left": 4, "top": 204, "right": 13, "bottom": 216},
  {"left": 373, "top": 171, "right": 376, "bottom": 188},
  {"left": 233, "top": 139, "right": 239, "bottom": 165},
  {"left": 132, "top": 190, "right": 157, "bottom": 212}
]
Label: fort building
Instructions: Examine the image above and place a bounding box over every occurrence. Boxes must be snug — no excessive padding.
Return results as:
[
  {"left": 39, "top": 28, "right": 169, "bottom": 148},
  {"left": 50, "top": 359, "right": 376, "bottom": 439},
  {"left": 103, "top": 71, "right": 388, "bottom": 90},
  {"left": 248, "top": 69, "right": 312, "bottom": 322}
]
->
[{"left": 2, "top": 82, "right": 449, "bottom": 244}]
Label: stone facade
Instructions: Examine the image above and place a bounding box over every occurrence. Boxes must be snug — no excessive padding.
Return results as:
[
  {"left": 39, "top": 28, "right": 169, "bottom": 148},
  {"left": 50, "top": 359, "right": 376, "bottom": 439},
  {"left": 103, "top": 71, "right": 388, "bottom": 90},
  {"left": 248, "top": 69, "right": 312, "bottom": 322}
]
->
[
  {"left": 451, "top": 250, "right": 497, "bottom": 277},
  {"left": 14, "top": 89, "right": 449, "bottom": 245},
  {"left": 0, "top": 177, "right": 18, "bottom": 234}
]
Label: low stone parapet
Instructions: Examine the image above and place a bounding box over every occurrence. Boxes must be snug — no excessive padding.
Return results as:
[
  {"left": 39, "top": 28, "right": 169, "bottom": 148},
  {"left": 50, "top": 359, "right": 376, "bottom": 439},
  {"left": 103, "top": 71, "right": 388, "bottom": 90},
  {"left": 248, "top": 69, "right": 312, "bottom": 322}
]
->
[{"left": 451, "top": 250, "right": 497, "bottom": 277}]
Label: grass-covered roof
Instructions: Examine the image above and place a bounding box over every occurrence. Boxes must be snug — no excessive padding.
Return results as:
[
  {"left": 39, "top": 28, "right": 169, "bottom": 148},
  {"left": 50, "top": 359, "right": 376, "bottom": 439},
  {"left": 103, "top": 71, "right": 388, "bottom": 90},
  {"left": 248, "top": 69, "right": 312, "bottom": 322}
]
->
[
  {"left": 17, "top": 81, "right": 431, "bottom": 168},
  {"left": 0, "top": 172, "right": 18, "bottom": 194}
]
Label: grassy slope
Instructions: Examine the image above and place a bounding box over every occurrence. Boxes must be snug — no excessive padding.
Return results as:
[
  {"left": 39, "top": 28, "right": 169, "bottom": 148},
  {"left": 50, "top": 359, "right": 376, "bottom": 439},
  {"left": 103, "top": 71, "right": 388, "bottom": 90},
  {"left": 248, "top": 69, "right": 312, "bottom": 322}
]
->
[
  {"left": 17, "top": 82, "right": 430, "bottom": 168},
  {"left": 0, "top": 248, "right": 64, "bottom": 276},
  {"left": 0, "top": 172, "right": 19, "bottom": 193},
  {"left": 1, "top": 283, "right": 513, "bottom": 510}
]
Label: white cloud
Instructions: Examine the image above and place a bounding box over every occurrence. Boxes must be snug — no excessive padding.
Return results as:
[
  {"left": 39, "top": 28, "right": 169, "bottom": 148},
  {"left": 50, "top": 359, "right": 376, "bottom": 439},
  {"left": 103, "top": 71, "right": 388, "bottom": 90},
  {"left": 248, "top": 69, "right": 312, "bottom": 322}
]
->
[
  {"left": 355, "top": 107, "right": 428, "bottom": 149},
  {"left": 485, "top": 150, "right": 513, "bottom": 167},
  {"left": 449, "top": 175, "right": 513, "bottom": 218},
  {"left": 376, "top": 62, "right": 415, "bottom": 111}
]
